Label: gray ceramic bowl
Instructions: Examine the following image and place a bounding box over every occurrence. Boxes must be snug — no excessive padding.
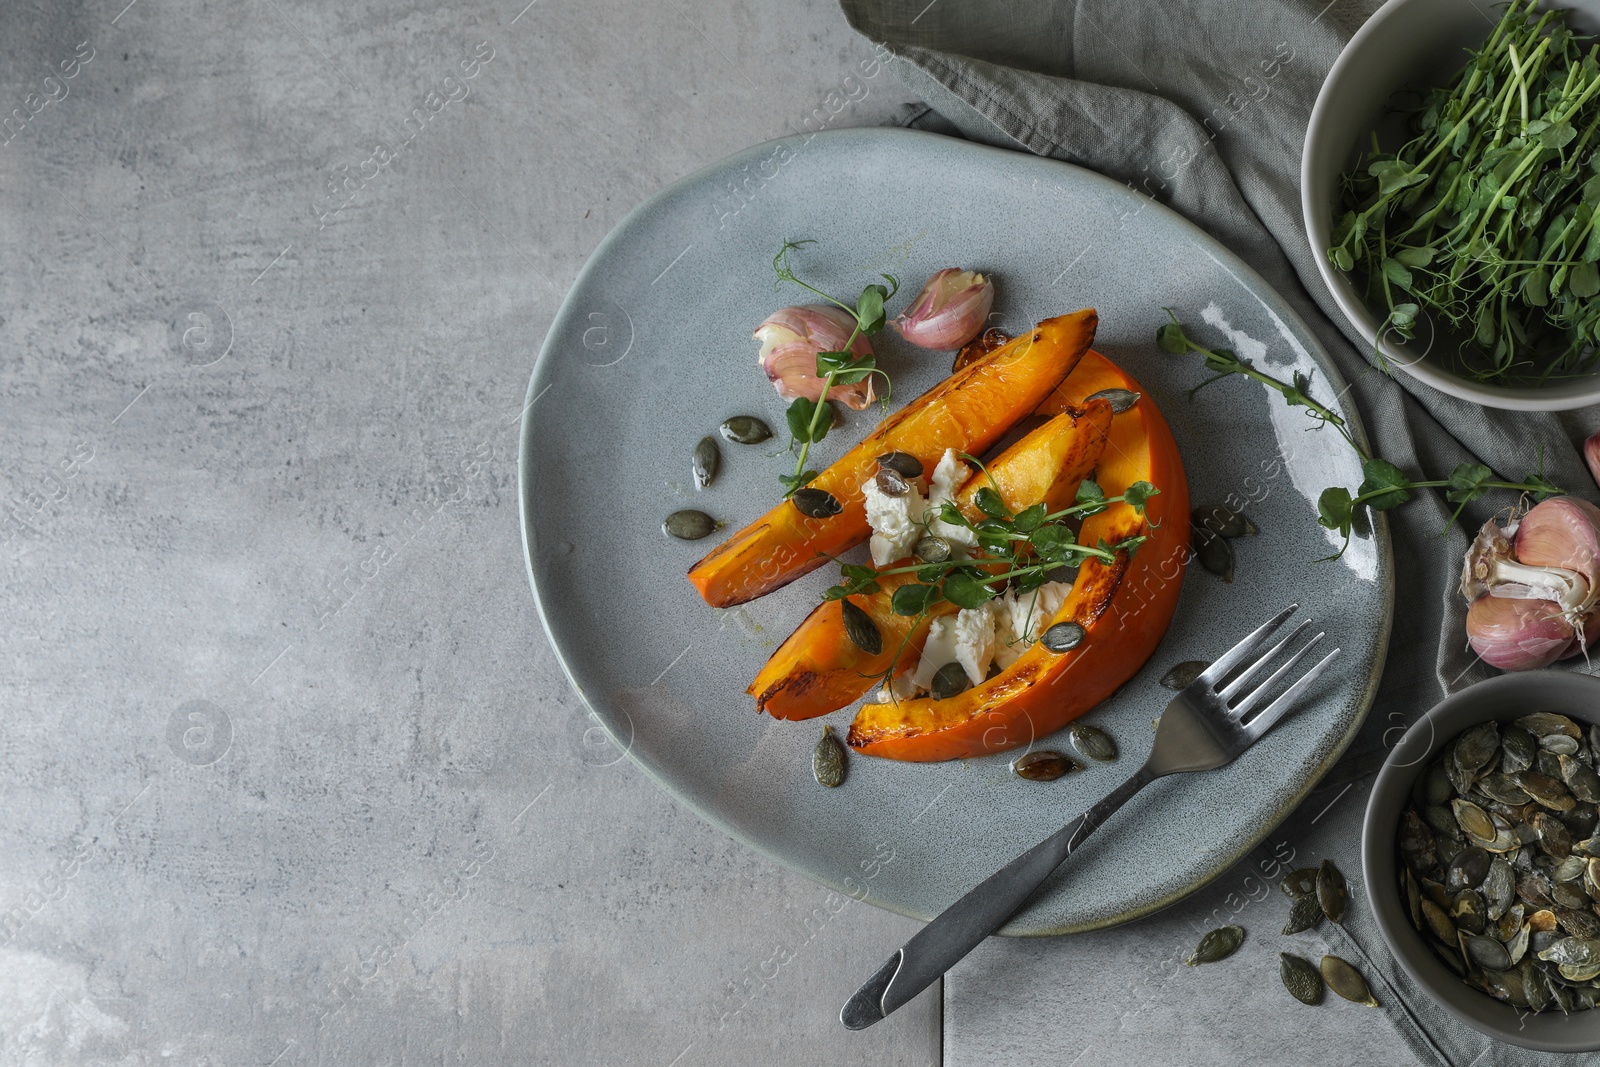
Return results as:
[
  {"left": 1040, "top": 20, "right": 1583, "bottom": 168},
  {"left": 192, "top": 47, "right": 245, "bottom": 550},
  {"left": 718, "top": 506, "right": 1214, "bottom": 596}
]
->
[
  {"left": 1302, "top": 0, "right": 1600, "bottom": 411},
  {"left": 1363, "top": 670, "right": 1600, "bottom": 1052}
]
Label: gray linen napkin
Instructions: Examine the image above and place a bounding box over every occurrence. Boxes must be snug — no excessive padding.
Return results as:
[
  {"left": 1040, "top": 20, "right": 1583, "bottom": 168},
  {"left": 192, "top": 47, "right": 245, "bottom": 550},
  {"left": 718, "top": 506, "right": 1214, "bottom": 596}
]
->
[{"left": 837, "top": 0, "right": 1600, "bottom": 1063}]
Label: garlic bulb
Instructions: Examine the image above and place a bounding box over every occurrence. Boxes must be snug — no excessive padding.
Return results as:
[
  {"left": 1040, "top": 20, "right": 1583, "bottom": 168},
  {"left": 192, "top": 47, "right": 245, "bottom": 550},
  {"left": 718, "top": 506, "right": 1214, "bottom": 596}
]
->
[
  {"left": 1461, "top": 497, "right": 1600, "bottom": 670},
  {"left": 892, "top": 269, "right": 994, "bottom": 350},
  {"left": 753, "top": 305, "right": 876, "bottom": 410}
]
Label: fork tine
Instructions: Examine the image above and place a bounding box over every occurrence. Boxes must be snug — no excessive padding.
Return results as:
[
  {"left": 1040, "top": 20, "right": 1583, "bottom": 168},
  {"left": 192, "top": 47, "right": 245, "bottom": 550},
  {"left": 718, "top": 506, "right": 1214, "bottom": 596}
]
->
[
  {"left": 1218, "top": 619, "right": 1312, "bottom": 702},
  {"left": 1197, "top": 604, "right": 1298, "bottom": 688},
  {"left": 1241, "top": 647, "right": 1342, "bottom": 741},
  {"left": 1229, "top": 631, "right": 1325, "bottom": 718}
]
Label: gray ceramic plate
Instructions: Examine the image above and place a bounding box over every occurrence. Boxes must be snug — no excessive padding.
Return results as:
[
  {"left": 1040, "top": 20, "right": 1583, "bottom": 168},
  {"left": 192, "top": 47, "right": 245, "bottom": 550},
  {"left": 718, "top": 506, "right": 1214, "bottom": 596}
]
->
[{"left": 519, "top": 127, "right": 1393, "bottom": 934}]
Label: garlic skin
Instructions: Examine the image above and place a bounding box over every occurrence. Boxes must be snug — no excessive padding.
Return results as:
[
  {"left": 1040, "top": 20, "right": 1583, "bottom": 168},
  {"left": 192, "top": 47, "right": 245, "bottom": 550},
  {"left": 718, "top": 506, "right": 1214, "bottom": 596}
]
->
[
  {"left": 1465, "top": 594, "right": 1584, "bottom": 671},
  {"left": 1460, "top": 497, "right": 1600, "bottom": 670},
  {"left": 892, "top": 269, "right": 994, "bottom": 350},
  {"left": 753, "top": 305, "right": 876, "bottom": 410}
]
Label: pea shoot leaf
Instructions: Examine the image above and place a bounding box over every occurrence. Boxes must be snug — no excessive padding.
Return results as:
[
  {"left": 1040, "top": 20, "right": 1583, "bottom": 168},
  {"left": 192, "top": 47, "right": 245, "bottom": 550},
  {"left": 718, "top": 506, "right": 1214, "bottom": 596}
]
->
[
  {"left": 942, "top": 569, "right": 995, "bottom": 609},
  {"left": 786, "top": 397, "right": 827, "bottom": 445},
  {"left": 1521, "top": 471, "right": 1562, "bottom": 500},
  {"left": 1317, "top": 485, "right": 1354, "bottom": 537},
  {"left": 890, "top": 582, "right": 940, "bottom": 616},
  {"left": 1075, "top": 478, "right": 1107, "bottom": 514},
  {"left": 1358, "top": 458, "right": 1413, "bottom": 511},
  {"left": 974, "top": 487, "right": 1011, "bottom": 519},
  {"left": 1157, "top": 322, "right": 1190, "bottom": 354},
  {"left": 1013, "top": 502, "right": 1048, "bottom": 533},
  {"left": 1030, "top": 523, "right": 1078, "bottom": 561},
  {"left": 1444, "top": 463, "right": 1495, "bottom": 504},
  {"left": 1123, "top": 480, "right": 1158, "bottom": 515}
]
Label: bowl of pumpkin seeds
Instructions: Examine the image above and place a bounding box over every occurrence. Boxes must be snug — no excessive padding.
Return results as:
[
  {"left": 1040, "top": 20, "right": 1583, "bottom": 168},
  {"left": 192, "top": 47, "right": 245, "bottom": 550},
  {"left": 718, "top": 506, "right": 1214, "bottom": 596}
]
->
[{"left": 1364, "top": 670, "right": 1600, "bottom": 1051}]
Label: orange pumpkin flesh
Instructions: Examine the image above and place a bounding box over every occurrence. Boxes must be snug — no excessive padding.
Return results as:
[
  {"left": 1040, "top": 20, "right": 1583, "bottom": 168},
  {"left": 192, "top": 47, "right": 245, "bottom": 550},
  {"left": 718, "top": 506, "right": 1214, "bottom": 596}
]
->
[
  {"left": 846, "top": 351, "right": 1190, "bottom": 761},
  {"left": 686, "top": 310, "right": 1098, "bottom": 609},
  {"left": 749, "top": 400, "right": 1114, "bottom": 720}
]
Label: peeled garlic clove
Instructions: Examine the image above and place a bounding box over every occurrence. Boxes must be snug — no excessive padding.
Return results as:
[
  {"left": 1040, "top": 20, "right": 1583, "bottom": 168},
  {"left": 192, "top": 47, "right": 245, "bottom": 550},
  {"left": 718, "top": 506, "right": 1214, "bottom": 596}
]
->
[
  {"left": 1465, "top": 593, "right": 1583, "bottom": 671},
  {"left": 753, "top": 305, "right": 876, "bottom": 410},
  {"left": 892, "top": 268, "right": 994, "bottom": 350}
]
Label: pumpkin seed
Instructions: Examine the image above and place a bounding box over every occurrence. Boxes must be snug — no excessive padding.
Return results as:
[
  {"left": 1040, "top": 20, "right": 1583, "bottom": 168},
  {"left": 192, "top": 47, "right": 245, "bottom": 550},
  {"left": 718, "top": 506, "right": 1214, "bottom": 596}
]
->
[
  {"left": 1538, "top": 936, "right": 1600, "bottom": 968},
  {"left": 1485, "top": 857, "right": 1516, "bottom": 920},
  {"left": 1317, "top": 859, "right": 1347, "bottom": 924},
  {"left": 1464, "top": 933, "right": 1513, "bottom": 971},
  {"left": 1040, "top": 621, "right": 1085, "bottom": 653},
  {"left": 1501, "top": 724, "right": 1539, "bottom": 774},
  {"left": 1281, "top": 867, "right": 1320, "bottom": 898},
  {"left": 1519, "top": 713, "right": 1582, "bottom": 740},
  {"left": 1562, "top": 755, "right": 1600, "bottom": 803},
  {"left": 875, "top": 451, "right": 924, "bottom": 479},
  {"left": 1544, "top": 734, "right": 1583, "bottom": 756},
  {"left": 1479, "top": 772, "right": 1533, "bottom": 806},
  {"left": 692, "top": 436, "right": 720, "bottom": 490},
  {"left": 840, "top": 600, "right": 882, "bottom": 656},
  {"left": 1553, "top": 855, "right": 1588, "bottom": 883},
  {"left": 1455, "top": 722, "right": 1501, "bottom": 777},
  {"left": 1507, "top": 921, "right": 1532, "bottom": 965},
  {"left": 1012, "top": 750, "right": 1081, "bottom": 782},
  {"left": 1446, "top": 847, "right": 1491, "bottom": 893},
  {"left": 931, "top": 662, "right": 970, "bottom": 701},
  {"left": 1185, "top": 924, "right": 1243, "bottom": 966},
  {"left": 1320, "top": 955, "right": 1378, "bottom": 1006},
  {"left": 719, "top": 415, "right": 773, "bottom": 444},
  {"left": 1283, "top": 892, "right": 1324, "bottom": 935},
  {"left": 1159, "top": 660, "right": 1209, "bottom": 690},
  {"left": 1533, "top": 810, "right": 1575, "bottom": 858},
  {"left": 1523, "top": 773, "right": 1578, "bottom": 812},
  {"left": 813, "top": 726, "right": 846, "bottom": 788},
  {"left": 1191, "top": 503, "right": 1257, "bottom": 538},
  {"left": 663, "top": 509, "right": 719, "bottom": 540},
  {"left": 1453, "top": 889, "right": 1488, "bottom": 934},
  {"left": 1085, "top": 386, "right": 1142, "bottom": 413},
  {"left": 1279, "top": 952, "right": 1324, "bottom": 1005},
  {"left": 913, "top": 536, "right": 952, "bottom": 564},
  {"left": 1069, "top": 723, "right": 1117, "bottom": 763},
  {"left": 791, "top": 488, "right": 841, "bottom": 519},
  {"left": 1558, "top": 907, "right": 1600, "bottom": 940},
  {"left": 874, "top": 467, "right": 911, "bottom": 497},
  {"left": 1554, "top": 880, "right": 1591, "bottom": 909},
  {"left": 1194, "top": 527, "right": 1234, "bottom": 582},
  {"left": 1453, "top": 798, "right": 1497, "bottom": 844},
  {"left": 1422, "top": 900, "right": 1457, "bottom": 944}
]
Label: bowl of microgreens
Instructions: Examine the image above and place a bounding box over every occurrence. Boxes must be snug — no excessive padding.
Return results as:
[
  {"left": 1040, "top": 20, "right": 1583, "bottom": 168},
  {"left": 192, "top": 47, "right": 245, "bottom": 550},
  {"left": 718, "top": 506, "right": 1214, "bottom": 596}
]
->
[{"left": 1304, "top": 0, "right": 1600, "bottom": 410}]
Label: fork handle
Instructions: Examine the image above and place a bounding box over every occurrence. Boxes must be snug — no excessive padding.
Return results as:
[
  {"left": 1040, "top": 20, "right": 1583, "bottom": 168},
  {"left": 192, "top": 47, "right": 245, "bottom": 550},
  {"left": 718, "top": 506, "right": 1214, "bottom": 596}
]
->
[{"left": 840, "top": 763, "right": 1158, "bottom": 1030}]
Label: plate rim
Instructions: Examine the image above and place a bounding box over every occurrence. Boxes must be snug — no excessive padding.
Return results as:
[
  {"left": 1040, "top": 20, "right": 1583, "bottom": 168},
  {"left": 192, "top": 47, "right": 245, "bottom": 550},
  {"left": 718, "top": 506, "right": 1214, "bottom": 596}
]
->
[{"left": 518, "top": 125, "right": 1394, "bottom": 935}]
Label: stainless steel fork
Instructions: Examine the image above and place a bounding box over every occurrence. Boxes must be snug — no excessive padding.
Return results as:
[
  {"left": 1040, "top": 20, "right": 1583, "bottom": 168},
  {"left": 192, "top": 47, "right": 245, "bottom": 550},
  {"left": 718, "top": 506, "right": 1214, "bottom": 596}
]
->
[{"left": 840, "top": 603, "right": 1340, "bottom": 1030}]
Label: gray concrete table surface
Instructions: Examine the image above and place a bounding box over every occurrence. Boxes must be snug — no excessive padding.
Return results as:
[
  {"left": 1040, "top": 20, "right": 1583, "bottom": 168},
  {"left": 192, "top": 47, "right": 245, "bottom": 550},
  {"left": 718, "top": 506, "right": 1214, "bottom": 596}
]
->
[{"left": 0, "top": 0, "right": 1422, "bottom": 1064}]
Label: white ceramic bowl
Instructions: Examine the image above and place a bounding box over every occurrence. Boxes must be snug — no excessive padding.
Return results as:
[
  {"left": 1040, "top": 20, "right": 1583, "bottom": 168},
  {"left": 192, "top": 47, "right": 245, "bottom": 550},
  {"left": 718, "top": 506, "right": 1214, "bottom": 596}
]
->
[{"left": 1302, "top": 0, "right": 1600, "bottom": 410}]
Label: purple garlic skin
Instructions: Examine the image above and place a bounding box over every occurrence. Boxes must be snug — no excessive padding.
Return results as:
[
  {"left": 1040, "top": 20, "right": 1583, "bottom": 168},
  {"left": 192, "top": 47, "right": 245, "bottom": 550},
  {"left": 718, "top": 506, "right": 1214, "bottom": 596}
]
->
[
  {"left": 893, "top": 269, "right": 994, "bottom": 350},
  {"left": 1461, "top": 497, "right": 1600, "bottom": 670}
]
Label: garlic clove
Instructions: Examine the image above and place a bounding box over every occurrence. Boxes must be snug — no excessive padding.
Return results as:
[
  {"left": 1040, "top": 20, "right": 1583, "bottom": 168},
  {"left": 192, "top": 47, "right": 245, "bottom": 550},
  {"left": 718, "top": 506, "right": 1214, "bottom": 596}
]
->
[
  {"left": 1585, "top": 431, "right": 1600, "bottom": 492},
  {"left": 892, "top": 269, "right": 994, "bottom": 351},
  {"left": 753, "top": 304, "right": 876, "bottom": 410},
  {"left": 1513, "top": 497, "right": 1600, "bottom": 603},
  {"left": 1466, "top": 593, "right": 1583, "bottom": 671}
]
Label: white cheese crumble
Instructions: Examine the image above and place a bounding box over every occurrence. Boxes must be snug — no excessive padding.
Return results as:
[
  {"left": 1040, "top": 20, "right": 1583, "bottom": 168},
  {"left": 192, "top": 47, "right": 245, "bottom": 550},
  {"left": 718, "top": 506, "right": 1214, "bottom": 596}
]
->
[
  {"left": 991, "top": 582, "right": 1072, "bottom": 669},
  {"left": 927, "top": 449, "right": 979, "bottom": 550},
  {"left": 912, "top": 608, "right": 995, "bottom": 690},
  {"left": 896, "top": 581, "right": 1074, "bottom": 699},
  {"left": 861, "top": 475, "right": 930, "bottom": 567}
]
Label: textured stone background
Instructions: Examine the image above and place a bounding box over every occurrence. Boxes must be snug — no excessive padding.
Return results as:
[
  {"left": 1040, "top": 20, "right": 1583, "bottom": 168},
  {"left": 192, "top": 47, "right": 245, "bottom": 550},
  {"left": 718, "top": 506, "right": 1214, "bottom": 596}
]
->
[{"left": 0, "top": 0, "right": 1421, "bottom": 1064}]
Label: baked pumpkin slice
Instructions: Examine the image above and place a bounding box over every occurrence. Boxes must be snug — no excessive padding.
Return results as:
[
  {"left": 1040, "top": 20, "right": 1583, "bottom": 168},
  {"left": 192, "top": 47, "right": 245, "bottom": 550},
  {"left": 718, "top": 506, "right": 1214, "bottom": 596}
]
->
[
  {"left": 846, "top": 350, "right": 1189, "bottom": 761},
  {"left": 750, "top": 398, "right": 1114, "bottom": 720},
  {"left": 687, "top": 310, "right": 1098, "bottom": 609}
]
